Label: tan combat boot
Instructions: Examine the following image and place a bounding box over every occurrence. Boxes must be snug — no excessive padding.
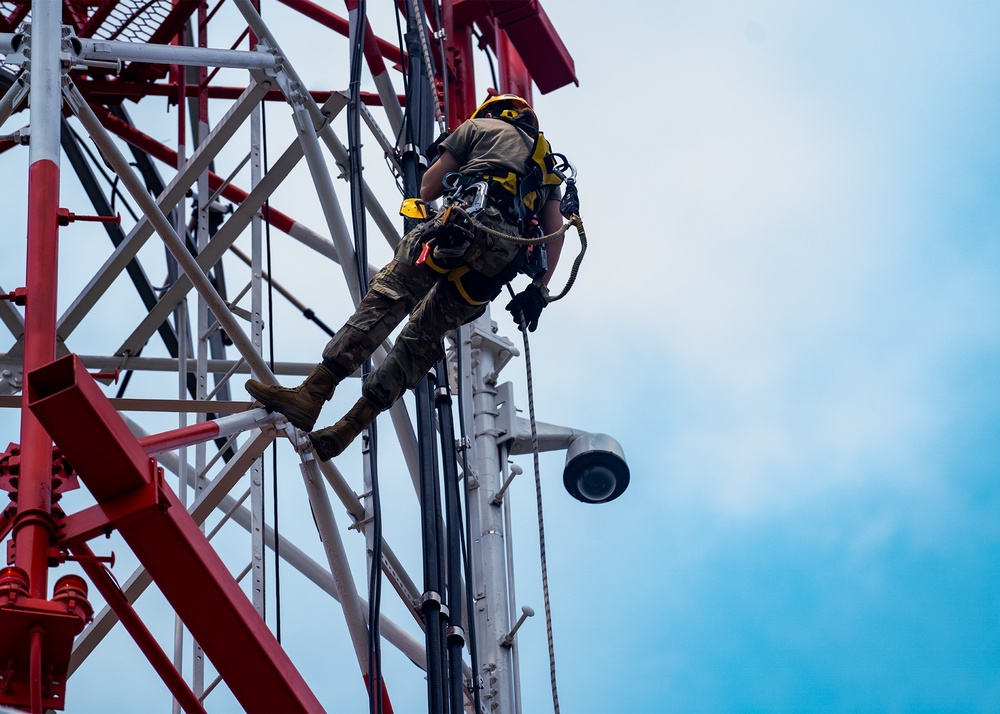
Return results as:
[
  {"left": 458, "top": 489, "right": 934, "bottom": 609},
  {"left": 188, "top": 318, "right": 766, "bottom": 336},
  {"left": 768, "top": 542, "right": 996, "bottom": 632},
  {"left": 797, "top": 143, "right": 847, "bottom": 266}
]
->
[
  {"left": 308, "top": 396, "right": 381, "bottom": 461},
  {"left": 245, "top": 364, "right": 338, "bottom": 431}
]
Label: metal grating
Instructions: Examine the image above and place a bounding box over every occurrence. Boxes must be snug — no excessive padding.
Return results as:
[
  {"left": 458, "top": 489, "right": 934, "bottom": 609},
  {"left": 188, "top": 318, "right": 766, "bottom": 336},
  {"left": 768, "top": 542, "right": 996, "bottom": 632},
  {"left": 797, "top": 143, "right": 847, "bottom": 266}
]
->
[{"left": 90, "top": 0, "right": 174, "bottom": 43}]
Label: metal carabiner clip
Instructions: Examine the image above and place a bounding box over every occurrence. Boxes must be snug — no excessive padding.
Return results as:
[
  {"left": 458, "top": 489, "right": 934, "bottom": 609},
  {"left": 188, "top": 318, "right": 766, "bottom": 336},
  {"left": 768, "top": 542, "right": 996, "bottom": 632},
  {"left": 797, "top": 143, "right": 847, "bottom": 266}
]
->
[
  {"left": 464, "top": 181, "right": 490, "bottom": 215},
  {"left": 550, "top": 153, "right": 577, "bottom": 183},
  {"left": 441, "top": 172, "right": 466, "bottom": 193}
]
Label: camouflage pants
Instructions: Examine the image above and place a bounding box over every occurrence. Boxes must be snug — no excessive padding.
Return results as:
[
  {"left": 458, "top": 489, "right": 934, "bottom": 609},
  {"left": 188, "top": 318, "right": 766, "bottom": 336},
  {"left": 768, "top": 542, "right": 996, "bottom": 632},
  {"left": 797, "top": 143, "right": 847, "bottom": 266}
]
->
[{"left": 321, "top": 210, "right": 522, "bottom": 410}]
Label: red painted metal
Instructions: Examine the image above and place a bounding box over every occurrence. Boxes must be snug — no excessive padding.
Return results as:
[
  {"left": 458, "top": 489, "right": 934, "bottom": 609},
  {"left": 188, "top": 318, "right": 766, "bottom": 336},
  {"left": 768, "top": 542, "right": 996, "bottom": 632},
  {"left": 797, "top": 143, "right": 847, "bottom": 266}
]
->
[
  {"left": 0, "top": 565, "right": 93, "bottom": 710},
  {"left": 279, "top": 0, "right": 405, "bottom": 67},
  {"left": 443, "top": 0, "right": 477, "bottom": 126},
  {"left": 138, "top": 420, "right": 221, "bottom": 456},
  {"left": 26, "top": 354, "right": 324, "bottom": 713},
  {"left": 363, "top": 673, "right": 396, "bottom": 714},
  {"left": 15, "top": 159, "right": 61, "bottom": 598},
  {"left": 56, "top": 208, "right": 122, "bottom": 226},
  {"left": 80, "top": 0, "right": 126, "bottom": 39},
  {"left": 487, "top": 0, "right": 577, "bottom": 93},
  {"left": 29, "top": 627, "right": 43, "bottom": 714},
  {"left": 70, "top": 543, "right": 207, "bottom": 714},
  {"left": 496, "top": 29, "right": 533, "bottom": 101}
]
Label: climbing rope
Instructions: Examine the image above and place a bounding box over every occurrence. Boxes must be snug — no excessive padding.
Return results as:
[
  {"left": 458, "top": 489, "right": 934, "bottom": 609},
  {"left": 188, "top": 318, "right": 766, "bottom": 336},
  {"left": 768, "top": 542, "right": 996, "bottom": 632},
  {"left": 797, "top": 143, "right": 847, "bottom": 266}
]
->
[
  {"left": 445, "top": 207, "right": 588, "bottom": 302},
  {"left": 512, "top": 306, "right": 561, "bottom": 714}
]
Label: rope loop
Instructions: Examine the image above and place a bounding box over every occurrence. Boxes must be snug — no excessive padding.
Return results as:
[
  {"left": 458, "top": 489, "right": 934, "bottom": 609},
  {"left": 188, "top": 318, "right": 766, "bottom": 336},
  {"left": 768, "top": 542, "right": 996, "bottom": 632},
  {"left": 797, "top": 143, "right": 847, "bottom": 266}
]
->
[{"left": 446, "top": 207, "right": 588, "bottom": 302}]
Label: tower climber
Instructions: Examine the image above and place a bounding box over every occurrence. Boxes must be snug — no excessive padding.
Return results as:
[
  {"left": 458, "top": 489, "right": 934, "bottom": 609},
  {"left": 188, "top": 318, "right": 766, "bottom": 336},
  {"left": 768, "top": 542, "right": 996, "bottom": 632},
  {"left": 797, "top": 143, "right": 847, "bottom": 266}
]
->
[{"left": 246, "top": 94, "right": 571, "bottom": 460}]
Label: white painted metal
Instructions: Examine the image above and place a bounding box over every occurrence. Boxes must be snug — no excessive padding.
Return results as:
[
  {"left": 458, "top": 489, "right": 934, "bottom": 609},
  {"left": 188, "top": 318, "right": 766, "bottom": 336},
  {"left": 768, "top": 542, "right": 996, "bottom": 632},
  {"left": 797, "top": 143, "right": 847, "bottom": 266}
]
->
[
  {"left": 0, "top": 32, "right": 17, "bottom": 54},
  {"left": 0, "top": 73, "right": 29, "bottom": 129},
  {"left": 467, "top": 316, "right": 519, "bottom": 713},
  {"left": 298, "top": 450, "right": 374, "bottom": 677},
  {"left": 64, "top": 81, "right": 279, "bottom": 384},
  {"left": 56, "top": 81, "right": 274, "bottom": 340},
  {"left": 75, "top": 37, "right": 280, "bottom": 70},
  {"left": 25, "top": 10, "right": 62, "bottom": 166},
  {"left": 250, "top": 98, "right": 267, "bottom": 622}
]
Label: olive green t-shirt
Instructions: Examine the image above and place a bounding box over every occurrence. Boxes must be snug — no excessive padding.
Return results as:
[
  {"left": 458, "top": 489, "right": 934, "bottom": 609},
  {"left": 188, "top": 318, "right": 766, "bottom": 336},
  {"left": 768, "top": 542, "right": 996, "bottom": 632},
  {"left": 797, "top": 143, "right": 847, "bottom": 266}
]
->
[{"left": 439, "top": 118, "right": 562, "bottom": 204}]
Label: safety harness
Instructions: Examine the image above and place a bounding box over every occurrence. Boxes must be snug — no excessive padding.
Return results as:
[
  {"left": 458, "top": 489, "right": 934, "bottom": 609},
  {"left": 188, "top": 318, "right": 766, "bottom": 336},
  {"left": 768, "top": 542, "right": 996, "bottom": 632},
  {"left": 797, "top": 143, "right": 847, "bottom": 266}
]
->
[
  {"left": 478, "top": 115, "right": 567, "bottom": 232},
  {"left": 399, "top": 117, "right": 588, "bottom": 306}
]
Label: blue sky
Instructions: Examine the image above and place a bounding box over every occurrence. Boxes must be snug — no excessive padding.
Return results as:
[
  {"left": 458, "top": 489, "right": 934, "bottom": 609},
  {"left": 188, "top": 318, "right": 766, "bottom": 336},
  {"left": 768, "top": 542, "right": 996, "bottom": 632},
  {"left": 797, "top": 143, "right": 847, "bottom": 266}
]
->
[
  {"left": 3, "top": 1, "right": 1000, "bottom": 712},
  {"left": 507, "top": 2, "right": 1000, "bottom": 712}
]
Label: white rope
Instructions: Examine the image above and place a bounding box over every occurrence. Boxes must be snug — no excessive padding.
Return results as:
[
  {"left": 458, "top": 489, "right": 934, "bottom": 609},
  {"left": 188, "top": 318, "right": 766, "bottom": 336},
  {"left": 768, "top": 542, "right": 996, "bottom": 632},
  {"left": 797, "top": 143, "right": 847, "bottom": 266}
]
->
[
  {"left": 518, "top": 317, "right": 561, "bottom": 713},
  {"left": 407, "top": 0, "right": 446, "bottom": 133}
]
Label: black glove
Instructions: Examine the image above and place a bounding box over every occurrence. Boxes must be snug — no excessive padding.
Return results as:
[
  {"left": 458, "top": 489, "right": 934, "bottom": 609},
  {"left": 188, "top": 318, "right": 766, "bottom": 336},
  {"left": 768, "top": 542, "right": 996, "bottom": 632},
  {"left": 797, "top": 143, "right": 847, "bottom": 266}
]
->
[{"left": 506, "top": 283, "right": 549, "bottom": 332}]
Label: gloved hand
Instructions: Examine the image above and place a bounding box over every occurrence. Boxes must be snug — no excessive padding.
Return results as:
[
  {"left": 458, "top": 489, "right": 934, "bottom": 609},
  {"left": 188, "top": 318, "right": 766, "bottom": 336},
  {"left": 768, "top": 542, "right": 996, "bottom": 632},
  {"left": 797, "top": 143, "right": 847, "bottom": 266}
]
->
[{"left": 505, "top": 283, "right": 549, "bottom": 332}]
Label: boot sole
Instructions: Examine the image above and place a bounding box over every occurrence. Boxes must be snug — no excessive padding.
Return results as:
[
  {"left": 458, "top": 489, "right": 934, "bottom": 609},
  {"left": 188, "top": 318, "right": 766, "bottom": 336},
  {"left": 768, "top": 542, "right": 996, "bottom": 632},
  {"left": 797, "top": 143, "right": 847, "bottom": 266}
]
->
[{"left": 245, "top": 383, "right": 317, "bottom": 431}]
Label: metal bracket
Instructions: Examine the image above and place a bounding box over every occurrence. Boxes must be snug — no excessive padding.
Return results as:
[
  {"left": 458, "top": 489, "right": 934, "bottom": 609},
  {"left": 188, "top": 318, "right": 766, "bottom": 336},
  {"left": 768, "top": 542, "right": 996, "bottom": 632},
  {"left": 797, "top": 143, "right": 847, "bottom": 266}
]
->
[
  {"left": 494, "top": 381, "right": 520, "bottom": 446},
  {"left": 0, "top": 288, "right": 26, "bottom": 306},
  {"left": 0, "top": 128, "right": 30, "bottom": 145},
  {"left": 499, "top": 605, "right": 534, "bottom": 648}
]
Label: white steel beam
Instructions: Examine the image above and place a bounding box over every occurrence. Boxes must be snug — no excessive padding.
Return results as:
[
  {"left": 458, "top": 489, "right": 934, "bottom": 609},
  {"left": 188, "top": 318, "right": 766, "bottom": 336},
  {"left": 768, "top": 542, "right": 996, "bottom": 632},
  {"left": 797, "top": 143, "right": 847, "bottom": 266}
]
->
[
  {"left": 75, "top": 38, "right": 279, "bottom": 70},
  {"left": 0, "top": 33, "right": 17, "bottom": 55},
  {"left": 298, "top": 451, "right": 373, "bottom": 679},
  {"left": 280, "top": 73, "right": 363, "bottom": 304},
  {"left": 0, "top": 72, "right": 29, "bottom": 129},
  {"left": 57, "top": 80, "right": 273, "bottom": 341},
  {"left": 64, "top": 81, "right": 278, "bottom": 384},
  {"left": 469, "top": 316, "right": 519, "bottom": 714}
]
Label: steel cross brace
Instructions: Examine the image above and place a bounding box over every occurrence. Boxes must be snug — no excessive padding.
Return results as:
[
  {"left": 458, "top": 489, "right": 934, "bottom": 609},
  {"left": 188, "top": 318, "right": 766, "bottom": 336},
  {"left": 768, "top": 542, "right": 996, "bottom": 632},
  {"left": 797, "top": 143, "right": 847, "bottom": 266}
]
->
[
  {"left": 64, "top": 416, "right": 415, "bottom": 707},
  {"left": 63, "top": 81, "right": 278, "bottom": 385},
  {"left": 115, "top": 91, "right": 351, "bottom": 359},
  {"left": 69, "top": 426, "right": 275, "bottom": 674},
  {"left": 234, "top": 0, "right": 400, "bottom": 266},
  {"left": 26, "top": 354, "right": 324, "bottom": 712},
  {"left": 57, "top": 78, "right": 274, "bottom": 342}
]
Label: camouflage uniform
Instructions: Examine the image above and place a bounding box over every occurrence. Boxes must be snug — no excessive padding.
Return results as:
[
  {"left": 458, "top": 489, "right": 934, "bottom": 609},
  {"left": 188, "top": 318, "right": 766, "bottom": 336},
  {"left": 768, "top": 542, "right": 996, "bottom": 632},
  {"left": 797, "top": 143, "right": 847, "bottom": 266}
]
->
[
  {"left": 320, "top": 209, "right": 522, "bottom": 410},
  {"left": 320, "top": 116, "right": 561, "bottom": 412}
]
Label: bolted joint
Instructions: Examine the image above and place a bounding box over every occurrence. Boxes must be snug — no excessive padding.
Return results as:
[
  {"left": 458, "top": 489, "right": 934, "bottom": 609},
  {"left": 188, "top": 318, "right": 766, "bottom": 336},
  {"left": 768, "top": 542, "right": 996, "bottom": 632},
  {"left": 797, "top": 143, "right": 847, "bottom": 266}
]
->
[{"left": 0, "top": 288, "right": 27, "bottom": 306}]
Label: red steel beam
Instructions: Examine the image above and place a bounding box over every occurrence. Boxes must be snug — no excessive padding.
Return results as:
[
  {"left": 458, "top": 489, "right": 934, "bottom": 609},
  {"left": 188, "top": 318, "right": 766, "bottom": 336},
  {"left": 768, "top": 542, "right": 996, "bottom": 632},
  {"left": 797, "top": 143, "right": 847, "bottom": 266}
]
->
[
  {"left": 495, "top": 27, "right": 532, "bottom": 102},
  {"left": 487, "top": 0, "right": 576, "bottom": 93},
  {"left": 450, "top": 0, "right": 576, "bottom": 94},
  {"left": 27, "top": 355, "right": 325, "bottom": 713},
  {"left": 69, "top": 543, "right": 207, "bottom": 714},
  {"left": 14, "top": 157, "right": 60, "bottom": 599},
  {"left": 443, "top": 0, "right": 477, "bottom": 127},
  {"left": 91, "top": 105, "right": 301, "bottom": 235},
  {"left": 278, "top": 0, "right": 404, "bottom": 67},
  {"left": 81, "top": 0, "right": 124, "bottom": 38}
]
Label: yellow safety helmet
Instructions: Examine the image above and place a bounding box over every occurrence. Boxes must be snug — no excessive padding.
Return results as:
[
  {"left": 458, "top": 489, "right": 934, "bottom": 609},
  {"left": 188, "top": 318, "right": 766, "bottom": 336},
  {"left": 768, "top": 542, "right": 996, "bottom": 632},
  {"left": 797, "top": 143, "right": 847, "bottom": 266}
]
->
[{"left": 471, "top": 93, "right": 537, "bottom": 128}]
